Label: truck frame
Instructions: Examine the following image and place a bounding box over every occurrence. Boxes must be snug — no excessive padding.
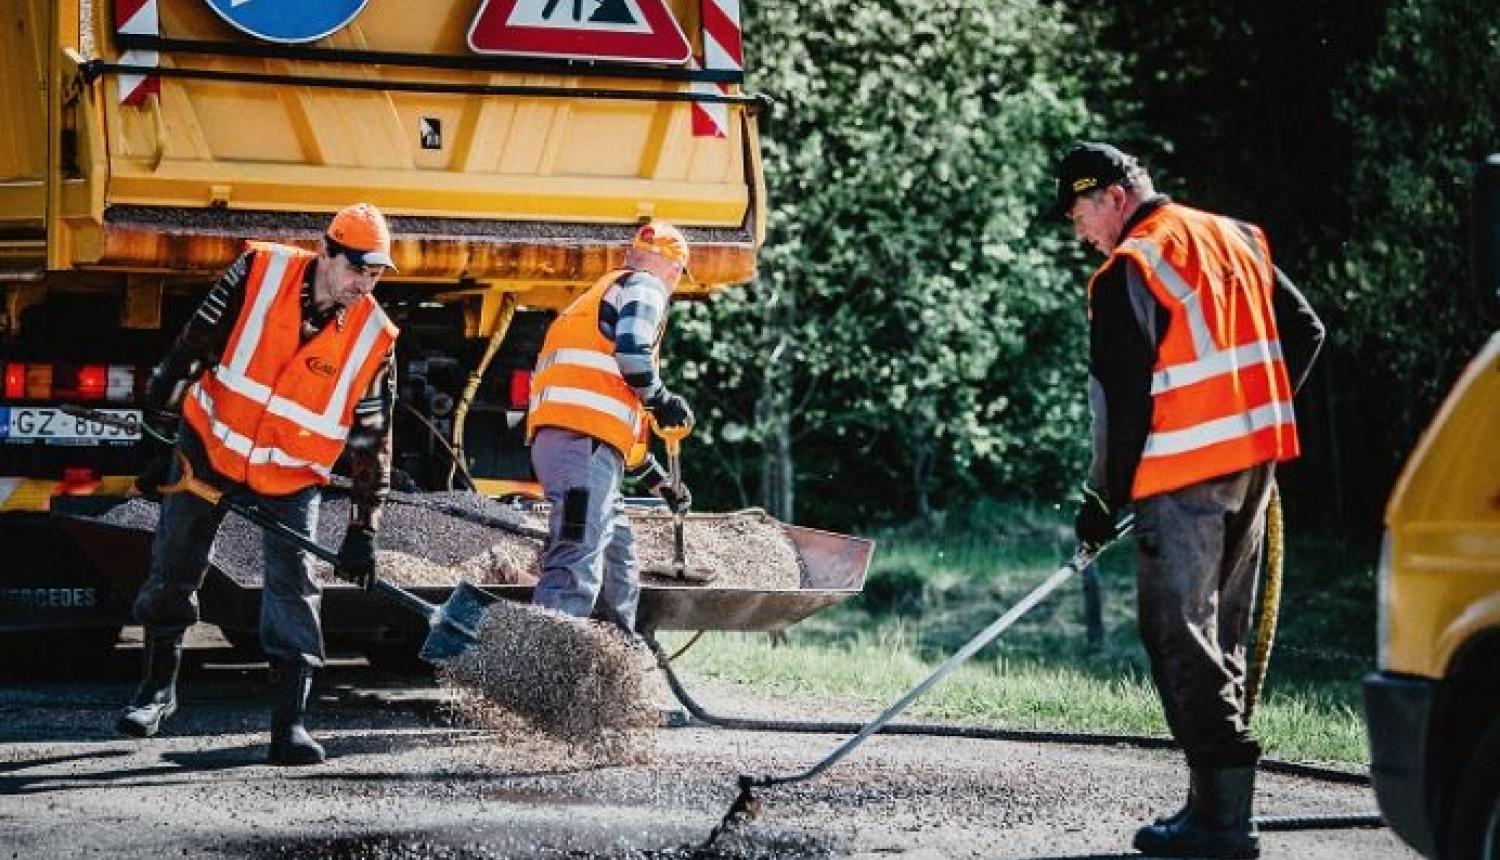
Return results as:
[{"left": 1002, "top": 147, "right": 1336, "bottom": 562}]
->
[{"left": 0, "top": 0, "right": 768, "bottom": 655}]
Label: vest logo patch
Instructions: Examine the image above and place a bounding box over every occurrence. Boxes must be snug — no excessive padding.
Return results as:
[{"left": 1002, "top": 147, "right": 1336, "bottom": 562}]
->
[{"left": 305, "top": 357, "right": 338, "bottom": 378}]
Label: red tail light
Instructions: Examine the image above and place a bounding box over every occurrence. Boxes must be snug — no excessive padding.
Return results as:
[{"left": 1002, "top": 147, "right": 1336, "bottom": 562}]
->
[
  {"left": 508, "top": 370, "right": 532, "bottom": 409},
  {"left": 3, "top": 363, "right": 23, "bottom": 399},
  {"left": 76, "top": 364, "right": 107, "bottom": 400}
]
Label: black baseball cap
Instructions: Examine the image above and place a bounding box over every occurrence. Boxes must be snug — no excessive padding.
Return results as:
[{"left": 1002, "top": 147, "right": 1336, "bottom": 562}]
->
[{"left": 1047, "top": 142, "right": 1136, "bottom": 220}]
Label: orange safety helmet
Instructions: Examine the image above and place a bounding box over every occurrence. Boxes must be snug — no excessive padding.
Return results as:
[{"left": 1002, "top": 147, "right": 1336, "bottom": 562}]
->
[
  {"left": 326, "top": 203, "right": 396, "bottom": 270},
  {"left": 630, "top": 220, "right": 690, "bottom": 269}
]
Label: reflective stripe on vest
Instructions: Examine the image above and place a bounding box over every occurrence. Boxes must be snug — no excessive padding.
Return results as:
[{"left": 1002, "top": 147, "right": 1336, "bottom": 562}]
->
[
  {"left": 526, "top": 270, "right": 652, "bottom": 457},
  {"left": 183, "top": 243, "right": 397, "bottom": 495},
  {"left": 1094, "top": 204, "right": 1300, "bottom": 499}
]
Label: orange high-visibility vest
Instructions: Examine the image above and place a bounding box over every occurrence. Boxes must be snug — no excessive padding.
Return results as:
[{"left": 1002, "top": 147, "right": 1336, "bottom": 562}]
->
[
  {"left": 183, "top": 242, "right": 398, "bottom": 496},
  {"left": 527, "top": 270, "right": 654, "bottom": 460},
  {"left": 1090, "top": 203, "right": 1300, "bottom": 500}
]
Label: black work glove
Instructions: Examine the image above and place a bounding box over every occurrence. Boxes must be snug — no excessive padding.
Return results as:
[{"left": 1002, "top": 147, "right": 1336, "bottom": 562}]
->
[
  {"left": 1074, "top": 484, "right": 1119, "bottom": 549},
  {"left": 336, "top": 525, "right": 378, "bottom": 589},
  {"left": 643, "top": 388, "right": 694, "bottom": 431},
  {"left": 132, "top": 450, "right": 174, "bottom": 501},
  {"left": 626, "top": 455, "right": 693, "bottom": 514},
  {"left": 658, "top": 481, "right": 692, "bottom": 515}
]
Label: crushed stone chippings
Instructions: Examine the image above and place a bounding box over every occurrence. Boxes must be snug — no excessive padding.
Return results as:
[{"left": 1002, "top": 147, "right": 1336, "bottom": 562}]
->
[
  {"left": 631, "top": 511, "right": 806, "bottom": 589},
  {"left": 438, "top": 600, "right": 658, "bottom": 761}
]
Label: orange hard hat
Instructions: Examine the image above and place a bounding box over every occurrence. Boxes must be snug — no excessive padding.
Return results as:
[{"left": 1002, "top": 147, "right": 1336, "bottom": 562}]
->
[
  {"left": 326, "top": 203, "right": 395, "bottom": 270},
  {"left": 631, "top": 220, "right": 689, "bottom": 269}
]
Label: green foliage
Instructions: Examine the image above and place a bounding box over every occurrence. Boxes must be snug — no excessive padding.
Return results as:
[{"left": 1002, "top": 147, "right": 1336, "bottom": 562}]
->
[
  {"left": 1329, "top": 0, "right": 1499, "bottom": 468},
  {"left": 672, "top": 0, "right": 1130, "bottom": 526},
  {"left": 664, "top": 508, "right": 1374, "bottom": 763}
]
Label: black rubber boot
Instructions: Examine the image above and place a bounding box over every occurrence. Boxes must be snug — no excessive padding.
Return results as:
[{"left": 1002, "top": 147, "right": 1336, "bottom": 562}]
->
[
  {"left": 1152, "top": 773, "right": 1193, "bottom": 827},
  {"left": 116, "top": 635, "right": 182, "bottom": 738},
  {"left": 267, "top": 661, "right": 325, "bottom": 766},
  {"left": 1133, "top": 766, "right": 1259, "bottom": 858}
]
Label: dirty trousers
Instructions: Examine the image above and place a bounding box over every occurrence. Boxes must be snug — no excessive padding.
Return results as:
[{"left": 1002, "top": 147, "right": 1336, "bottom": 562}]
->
[
  {"left": 530, "top": 427, "right": 640, "bottom": 632},
  {"left": 131, "top": 426, "right": 326, "bottom": 667},
  {"left": 1134, "top": 462, "right": 1275, "bottom": 769}
]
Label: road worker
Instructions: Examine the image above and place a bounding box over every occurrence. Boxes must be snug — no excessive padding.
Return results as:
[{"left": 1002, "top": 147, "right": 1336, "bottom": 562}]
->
[
  {"left": 117, "top": 204, "right": 400, "bottom": 766},
  {"left": 526, "top": 220, "right": 694, "bottom": 633},
  {"left": 1052, "top": 143, "right": 1326, "bottom": 858}
]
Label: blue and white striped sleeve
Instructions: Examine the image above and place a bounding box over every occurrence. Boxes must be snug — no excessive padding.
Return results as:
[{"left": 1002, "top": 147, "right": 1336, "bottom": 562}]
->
[{"left": 609, "top": 271, "right": 670, "bottom": 400}]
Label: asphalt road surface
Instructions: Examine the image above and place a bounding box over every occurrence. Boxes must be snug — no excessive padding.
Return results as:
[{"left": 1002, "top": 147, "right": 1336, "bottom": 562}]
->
[{"left": 0, "top": 630, "right": 1417, "bottom": 859}]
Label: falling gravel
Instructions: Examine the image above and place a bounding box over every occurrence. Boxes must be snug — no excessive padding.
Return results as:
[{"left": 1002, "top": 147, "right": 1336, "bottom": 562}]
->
[{"left": 439, "top": 602, "right": 657, "bottom": 760}]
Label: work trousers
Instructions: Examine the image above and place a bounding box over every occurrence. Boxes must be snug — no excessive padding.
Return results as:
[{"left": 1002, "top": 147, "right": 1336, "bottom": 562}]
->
[
  {"left": 131, "top": 426, "right": 325, "bottom": 667},
  {"left": 1134, "top": 462, "right": 1276, "bottom": 769},
  {"left": 530, "top": 427, "right": 640, "bottom": 632}
]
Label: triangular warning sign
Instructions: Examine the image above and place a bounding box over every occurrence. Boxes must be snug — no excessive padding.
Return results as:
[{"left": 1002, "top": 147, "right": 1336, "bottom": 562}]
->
[{"left": 468, "top": 0, "right": 692, "bottom": 64}]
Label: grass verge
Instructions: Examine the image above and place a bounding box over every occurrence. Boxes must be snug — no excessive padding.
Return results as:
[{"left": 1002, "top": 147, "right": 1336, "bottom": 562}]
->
[{"left": 664, "top": 505, "right": 1376, "bottom": 766}]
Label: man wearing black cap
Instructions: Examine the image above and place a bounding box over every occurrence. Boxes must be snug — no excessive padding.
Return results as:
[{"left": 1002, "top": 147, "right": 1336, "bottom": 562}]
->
[{"left": 1051, "top": 143, "right": 1325, "bottom": 858}]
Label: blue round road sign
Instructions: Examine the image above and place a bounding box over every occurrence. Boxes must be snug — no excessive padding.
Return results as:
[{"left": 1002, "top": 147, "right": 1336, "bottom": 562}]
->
[{"left": 202, "top": 0, "right": 370, "bottom": 44}]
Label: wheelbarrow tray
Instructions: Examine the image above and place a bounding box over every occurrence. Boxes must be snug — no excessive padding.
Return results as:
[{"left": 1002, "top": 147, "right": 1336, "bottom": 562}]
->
[{"left": 52, "top": 496, "right": 874, "bottom": 639}]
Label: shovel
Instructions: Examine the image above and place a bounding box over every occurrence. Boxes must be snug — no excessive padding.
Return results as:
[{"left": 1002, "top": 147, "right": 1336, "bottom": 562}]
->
[
  {"left": 59, "top": 405, "right": 494, "bottom": 663},
  {"left": 640, "top": 419, "right": 716, "bottom": 584}
]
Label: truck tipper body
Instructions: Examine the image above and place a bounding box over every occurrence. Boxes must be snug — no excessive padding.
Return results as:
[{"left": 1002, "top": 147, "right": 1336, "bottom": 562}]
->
[{"left": 0, "top": 0, "right": 770, "bottom": 652}]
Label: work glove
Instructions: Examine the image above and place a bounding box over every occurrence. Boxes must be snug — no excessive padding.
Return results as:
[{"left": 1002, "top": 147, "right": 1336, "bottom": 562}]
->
[
  {"left": 658, "top": 481, "right": 692, "bottom": 516},
  {"left": 130, "top": 410, "right": 181, "bottom": 501},
  {"left": 1073, "top": 484, "right": 1119, "bottom": 549},
  {"left": 132, "top": 450, "right": 174, "bottom": 501},
  {"left": 336, "top": 525, "right": 378, "bottom": 589},
  {"left": 626, "top": 455, "right": 693, "bottom": 514},
  {"left": 643, "top": 388, "right": 694, "bottom": 432}
]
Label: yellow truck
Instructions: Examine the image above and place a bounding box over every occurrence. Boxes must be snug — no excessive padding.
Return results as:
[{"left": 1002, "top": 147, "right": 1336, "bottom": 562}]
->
[
  {"left": 0, "top": 0, "right": 767, "bottom": 651},
  {"left": 1364, "top": 155, "right": 1500, "bottom": 860}
]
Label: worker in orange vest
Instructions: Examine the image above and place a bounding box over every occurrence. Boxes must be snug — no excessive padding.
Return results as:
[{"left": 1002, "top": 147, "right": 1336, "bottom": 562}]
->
[
  {"left": 526, "top": 221, "right": 694, "bottom": 633},
  {"left": 1051, "top": 143, "right": 1325, "bottom": 858},
  {"left": 117, "top": 204, "right": 400, "bottom": 767}
]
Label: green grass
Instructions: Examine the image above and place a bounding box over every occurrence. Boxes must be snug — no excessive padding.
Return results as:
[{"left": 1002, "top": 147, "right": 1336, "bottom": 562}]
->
[{"left": 664, "top": 506, "right": 1377, "bottom": 765}]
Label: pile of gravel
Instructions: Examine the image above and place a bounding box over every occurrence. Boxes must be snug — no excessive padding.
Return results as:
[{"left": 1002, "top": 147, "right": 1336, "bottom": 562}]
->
[
  {"left": 439, "top": 601, "right": 657, "bottom": 760},
  {"left": 631, "top": 511, "right": 806, "bottom": 589},
  {"left": 87, "top": 496, "right": 806, "bottom": 592}
]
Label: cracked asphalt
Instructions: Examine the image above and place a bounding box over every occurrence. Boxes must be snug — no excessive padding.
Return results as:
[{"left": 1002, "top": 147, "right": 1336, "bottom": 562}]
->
[{"left": 0, "top": 629, "right": 1416, "bottom": 859}]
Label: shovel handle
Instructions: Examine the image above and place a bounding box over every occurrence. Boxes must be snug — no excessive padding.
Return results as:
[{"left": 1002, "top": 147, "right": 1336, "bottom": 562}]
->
[{"left": 648, "top": 414, "right": 690, "bottom": 458}]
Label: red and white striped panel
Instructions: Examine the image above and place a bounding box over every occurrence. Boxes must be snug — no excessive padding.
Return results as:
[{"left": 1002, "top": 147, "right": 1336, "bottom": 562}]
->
[
  {"left": 114, "top": 0, "right": 159, "bottom": 106},
  {"left": 691, "top": 0, "right": 741, "bottom": 138}
]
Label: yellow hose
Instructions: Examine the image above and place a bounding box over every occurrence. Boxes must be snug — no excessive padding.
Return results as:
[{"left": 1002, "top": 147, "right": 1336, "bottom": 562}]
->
[
  {"left": 1245, "top": 480, "right": 1283, "bottom": 723},
  {"left": 447, "top": 294, "right": 517, "bottom": 490}
]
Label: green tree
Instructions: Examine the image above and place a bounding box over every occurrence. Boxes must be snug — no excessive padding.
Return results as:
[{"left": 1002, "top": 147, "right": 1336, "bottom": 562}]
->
[
  {"left": 1329, "top": 0, "right": 1500, "bottom": 511},
  {"left": 674, "top": 0, "right": 1131, "bottom": 527}
]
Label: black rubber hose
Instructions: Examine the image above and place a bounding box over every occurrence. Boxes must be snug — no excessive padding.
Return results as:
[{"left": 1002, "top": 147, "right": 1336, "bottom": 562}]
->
[{"left": 645, "top": 637, "right": 1384, "bottom": 831}]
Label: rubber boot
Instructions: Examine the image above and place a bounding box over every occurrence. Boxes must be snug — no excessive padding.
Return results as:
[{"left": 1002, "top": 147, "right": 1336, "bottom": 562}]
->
[
  {"left": 116, "top": 635, "right": 182, "bottom": 738},
  {"left": 1132, "top": 766, "right": 1260, "bottom": 858},
  {"left": 1152, "top": 774, "right": 1192, "bottom": 827},
  {"left": 267, "top": 661, "right": 325, "bottom": 766}
]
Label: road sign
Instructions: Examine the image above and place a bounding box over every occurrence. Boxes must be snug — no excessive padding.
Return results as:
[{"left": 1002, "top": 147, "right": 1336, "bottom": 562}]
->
[
  {"left": 201, "top": 0, "right": 370, "bottom": 44},
  {"left": 468, "top": 0, "right": 691, "bottom": 64}
]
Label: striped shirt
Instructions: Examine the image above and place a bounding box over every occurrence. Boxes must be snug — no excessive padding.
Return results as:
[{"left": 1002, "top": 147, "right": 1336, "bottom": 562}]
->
[{"left": 597, "top": 270, "right": 671, "bottom": 401}]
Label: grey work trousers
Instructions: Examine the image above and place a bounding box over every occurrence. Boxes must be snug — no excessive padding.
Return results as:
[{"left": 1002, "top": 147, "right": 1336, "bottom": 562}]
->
[
  {"left": 1133, "top": 462, "right": 1276, "bottom": 769},
  {"left": 529, "top": 427, "right": 640, "bottom": 632},
  {"left": 130, "top": 426, "right": 326, "bottom": 667}
]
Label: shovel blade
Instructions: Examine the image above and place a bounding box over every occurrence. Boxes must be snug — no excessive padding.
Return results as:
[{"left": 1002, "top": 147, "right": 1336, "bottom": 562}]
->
[{"left": 418, "top": 581, "right": 497, "bottom": 662}]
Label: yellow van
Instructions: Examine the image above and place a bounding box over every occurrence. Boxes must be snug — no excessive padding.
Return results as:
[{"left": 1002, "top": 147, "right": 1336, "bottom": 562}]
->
[{"left": 1364, "top": 155, "right": 1500, "bottom": 860}]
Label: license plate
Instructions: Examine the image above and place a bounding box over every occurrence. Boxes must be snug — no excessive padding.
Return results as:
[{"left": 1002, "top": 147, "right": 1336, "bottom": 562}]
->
[{"left": 0, "top": 407, "right": 141, "bottom": 445}]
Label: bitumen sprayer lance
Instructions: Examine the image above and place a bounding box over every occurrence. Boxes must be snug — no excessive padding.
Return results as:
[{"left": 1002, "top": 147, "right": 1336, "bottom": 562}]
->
[
  {"left": 58, "top": 404, "right": 496, "bottom": 663},
  {"left": 705, "top": 516, "right": 1136, "bottom": 845}
]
